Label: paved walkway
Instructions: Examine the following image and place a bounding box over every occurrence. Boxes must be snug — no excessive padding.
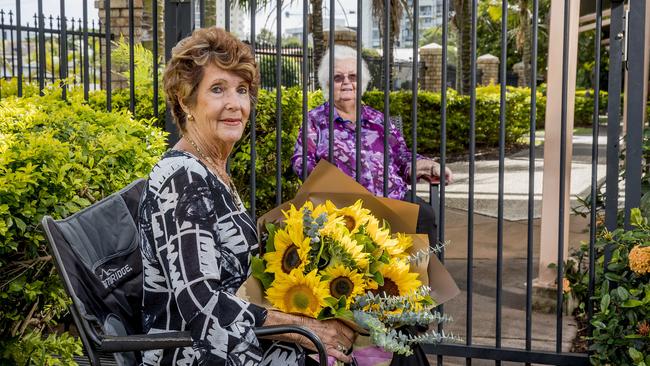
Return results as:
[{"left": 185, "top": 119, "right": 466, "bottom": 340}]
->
[{"left": 414, "top": 129, "right": 606, "bottom": 365}]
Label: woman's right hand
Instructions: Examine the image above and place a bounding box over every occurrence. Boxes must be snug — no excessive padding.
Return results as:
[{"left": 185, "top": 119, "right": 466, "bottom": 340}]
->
[
  {"left": 264, "top": 310, "right": 357, "bottom": 363},
  {"left": 300, "top": 317, "right": 357, "bottom": 363}
]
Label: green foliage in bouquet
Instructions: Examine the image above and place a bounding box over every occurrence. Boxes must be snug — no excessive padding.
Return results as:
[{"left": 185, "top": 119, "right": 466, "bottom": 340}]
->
[
  {"left": 251, "top": 200, "right": 460, "bottom": 355},
  {"left": 0, "top": 85, "right": 167, "bottom": 364},
  {"left": 567, "top": 209, "right": 650, "bottom": 365}
]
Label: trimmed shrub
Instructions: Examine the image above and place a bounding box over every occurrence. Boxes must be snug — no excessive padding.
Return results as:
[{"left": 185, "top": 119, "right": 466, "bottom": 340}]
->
[{"left": 0, "top": 86, "right": 167, "bottom": 364}]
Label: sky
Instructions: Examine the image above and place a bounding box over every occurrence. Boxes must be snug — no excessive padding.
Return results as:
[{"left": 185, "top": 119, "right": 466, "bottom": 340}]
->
[
  {"left": 0, "top": 0, "right": 357, "bottom": 35},
  {"left": 0, "top": 0, "right": 99, "bottom": 24}
]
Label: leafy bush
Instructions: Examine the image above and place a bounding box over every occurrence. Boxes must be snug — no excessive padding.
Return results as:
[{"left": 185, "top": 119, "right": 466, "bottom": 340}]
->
[
  {"left": 0, "top": 86, "right": 167, "bottom": 364},
  {"left": 568, "top": 209, "right": 650, "bottom": 365},
  {"left": 363, "top": 85, "right": 544, "bottom": 155},
  {"left": 574, "top": 89, "right": 608, "bottom": 127}
]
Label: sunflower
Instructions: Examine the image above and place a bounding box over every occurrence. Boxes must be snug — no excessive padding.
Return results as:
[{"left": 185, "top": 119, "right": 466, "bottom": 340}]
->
[
  {"left": 392, "top": 233, "right": 414, "bottom": 258},
  {"left": 365, "top": 216, "right": 392, "bottom": 249},
  {"left": 334, "top": 235, "right": 370, "bottom": 270},
  {"left": 326, "top": 200, "right": 371, "bottom": 234},
  {"left": 373, "top": 261, "right": 422, "bottom": 297},
  {"left": 266, "top": 270, "right": 329, "bottom": 318},
  {"left": 264, "top": 227, "right": 310, "bottom": 275},
  {"left": 324, "top": 264, "right": 366, "bottom": 305}
]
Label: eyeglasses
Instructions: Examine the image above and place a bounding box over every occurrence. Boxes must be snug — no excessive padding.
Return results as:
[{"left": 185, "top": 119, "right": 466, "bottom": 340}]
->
[{"left": 333, "top": 73, "right": 357, "bottom": 84}]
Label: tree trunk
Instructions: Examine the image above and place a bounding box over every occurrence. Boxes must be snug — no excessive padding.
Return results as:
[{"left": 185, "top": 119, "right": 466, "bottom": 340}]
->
[
  {"left": 205, "top": 0, "right": 217, "bottom": 28},
  {"left": 452, "top": 0, "right": 472, "bottom": 95},
  {"left": 311, "top": 0, "right": 324, "bottom": 89}
]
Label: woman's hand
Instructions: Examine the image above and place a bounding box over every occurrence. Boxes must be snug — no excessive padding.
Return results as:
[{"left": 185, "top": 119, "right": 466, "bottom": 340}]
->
[
  {"left": 263, "top": 310, "right": 357, "bottom": 363},
  {"left": 416, "top": 159, "right": 454, "bottom": 185}
]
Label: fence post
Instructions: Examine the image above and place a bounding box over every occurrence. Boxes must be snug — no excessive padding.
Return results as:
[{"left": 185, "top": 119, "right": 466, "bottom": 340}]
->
[{"left": 163, "top": 0, "right": 192, "bottom": 145}]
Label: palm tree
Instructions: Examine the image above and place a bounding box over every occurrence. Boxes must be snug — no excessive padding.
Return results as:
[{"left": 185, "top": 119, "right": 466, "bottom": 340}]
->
[
  {"left": 451, "top": 0, "right": 472, "bottom": 94},
  {"left": 370, "top": 0, "right": 413, "bottom": 90},
  {"left": 311, "top": 0, "right": 325, "bottom": 86}
]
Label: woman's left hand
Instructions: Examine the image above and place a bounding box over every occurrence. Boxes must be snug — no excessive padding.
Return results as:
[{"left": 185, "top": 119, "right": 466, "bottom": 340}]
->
[{"left": 416, "top": 159, "right": 454, "bottom": 185}]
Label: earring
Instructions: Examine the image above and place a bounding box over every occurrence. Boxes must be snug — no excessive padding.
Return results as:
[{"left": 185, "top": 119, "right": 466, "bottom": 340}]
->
[{"left": 186, "top": 113, "right": 194, "bottom": 122}]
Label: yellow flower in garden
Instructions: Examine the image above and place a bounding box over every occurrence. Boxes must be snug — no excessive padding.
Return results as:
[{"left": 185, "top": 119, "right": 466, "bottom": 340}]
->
[
  {"left": 629, "top": 245, "right": 650, "bottom": 275},
  {"left": 374, "top": 261, "right": 422, "bottom": 297},
  {"left": 266, "top": 270, "right": 329, "bottom": 318},
  {"left": 264, "top": 227, "right": 310, "bottom": 275},
  {"left": 324, "top": 264, "right": 366, "bottom": 305},
  {"left": 327, "top": 199, "right": 371, "bottom": 233}
]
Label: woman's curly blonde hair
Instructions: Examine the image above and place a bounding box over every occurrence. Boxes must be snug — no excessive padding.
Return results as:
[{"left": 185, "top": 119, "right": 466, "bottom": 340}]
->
[{"left": 163, "top": 27, "right": 260, "bottom": 132}]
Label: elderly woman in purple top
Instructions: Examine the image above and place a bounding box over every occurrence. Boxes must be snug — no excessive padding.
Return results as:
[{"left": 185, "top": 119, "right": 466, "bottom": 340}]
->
[{"left": 292, "top": 45, "right": 453, "bottom": 253}]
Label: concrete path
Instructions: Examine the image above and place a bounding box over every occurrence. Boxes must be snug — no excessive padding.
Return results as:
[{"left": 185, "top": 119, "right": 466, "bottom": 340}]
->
[{"left": 415, "top": 129, "right": 607, "bottom": 365}]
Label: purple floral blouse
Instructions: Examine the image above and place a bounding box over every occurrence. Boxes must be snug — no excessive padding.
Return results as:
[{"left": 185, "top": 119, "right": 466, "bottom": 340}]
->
[{"left": 292, "top": 102, "right": 430, "bottom": 200}]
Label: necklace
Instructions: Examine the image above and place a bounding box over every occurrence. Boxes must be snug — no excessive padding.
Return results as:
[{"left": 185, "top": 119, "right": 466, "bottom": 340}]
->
[{"left": 183, "top": 135, "right": 242, "bottom": 207}]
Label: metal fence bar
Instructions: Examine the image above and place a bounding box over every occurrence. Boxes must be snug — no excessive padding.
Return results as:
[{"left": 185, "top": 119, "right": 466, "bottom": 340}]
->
[
  {"left": 92, "top": 20, "right": 97, "bottom": 89},
  {"left": 249, "top": 0, "right": 257, "bottom": 221},
  {"left": 105, "top": 0, "right": 111, "bottom": 111},
  {"left": 302, "top": 0, "right": 309, "bottom": 181},
  {"left": 327, "top": 0, "right": 334, "bottom": 163},
  {"left": 9, "top": 11, "right": 14, "bottom": 78},
  {"left": 624, "top": 0, "right": 646, "bottom": 229},
  {"left": 526, "top": 0, "right": 539, "bottom": 362},
  {"left": 1, "top": 10, "right": 6, "bottom": 81},
  {"left": 382, "top": 0, "right": 390, "bottom": 197},
  {"left": 467, "top": 0, "right": 478, "bottom": 364},
  {"left": 199, "top": 0, "right": 205, "bottom": 28},
  {"left": 423, "top": 344, "right": 589, "bottom": 365},
  {"left": 27, "top": 21, "right": 32, "bottom": 82},
  {"left": 225, "top": 0, "right": 230, "bottom": 32},
  {"left": 15, "top": 0, "right": 22, "bottom": 97},
  {"left": 275, "top": 0, "right": 282, "bottom": 205},
  {"left": 37, "top": 1, "right": 46, "bottom": 94},
  {"left": 83, "top": 0, "right": 89, "bottom": 99},
  {"left": 604, "top": 1, "right": 624, "bottom": 253},
  {"left": 355, "top": 0, "right": 362, "bottom": 182},
  {"left": 153, "top": 0, "right": 159, "bottom": 118},
  {"left": 556, "top": 0, "right": 571, "bottom": 353},
  {"left": 496, "top": 0, "right": 508, "bottom": 361},
  {"left": 410, "top": 0, "right": 419, "bottom": 202},
  {"left": 98, "top": 19, "right": 103, "bottom": 89},
  {"left": 60, "top": 0, "right": 67, "bottom": 99},
  {"left": 72, "top": 18, "right": 77, "bottom": 84},
  {"left": 437, "top": 1, "right": 449, "bottom": 364},
  {"left": 49, "top": 16, "right": 55, "bottom": 83},
  {"left": 587, "top": 0, "right": 603, "bottom": 334},
  {"left": 129, "top": 0, "right": 135, "bottom": 115}
]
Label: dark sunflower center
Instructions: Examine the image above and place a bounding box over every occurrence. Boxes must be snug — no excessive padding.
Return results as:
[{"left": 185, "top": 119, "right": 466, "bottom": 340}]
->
[
  {"left": 330, "top": 276, "right": 354, "bottom": 298},
  {"left": 343, "top": 215, "right": 356, "bottom": 231},
  {"left": 281, "top": 245, "right": 301, "bottom": 274},
  {"left": 374, "top": 278, "right": 399, "bottom": 297}
]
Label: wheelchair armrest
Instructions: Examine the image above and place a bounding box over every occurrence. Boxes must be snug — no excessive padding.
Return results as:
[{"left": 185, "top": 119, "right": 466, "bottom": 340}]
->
[
  {"left": 254, "top": 325, "right": 327, "bottom": 365},
  {"left": 99, "top": 331, "right": 192, "bottom": 353},
  {"left": 98, "top": 326, "right": 328, "bottom": 365}
]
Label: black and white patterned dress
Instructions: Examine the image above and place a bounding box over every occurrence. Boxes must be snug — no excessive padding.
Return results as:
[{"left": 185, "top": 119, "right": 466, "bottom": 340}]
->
[{"left": 139, "top": 150, "right": 308, "bottom": 366}]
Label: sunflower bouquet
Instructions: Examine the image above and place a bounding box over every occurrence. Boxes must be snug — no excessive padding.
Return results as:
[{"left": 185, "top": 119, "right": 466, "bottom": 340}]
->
[{"left": 251, "top": 199, "right": 458, "bottom": 355}]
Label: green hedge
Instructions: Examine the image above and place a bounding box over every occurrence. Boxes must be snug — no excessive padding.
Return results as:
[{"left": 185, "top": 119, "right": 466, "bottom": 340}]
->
[{"left": 0, "top": 86, "right": 167, "bottom": 364}]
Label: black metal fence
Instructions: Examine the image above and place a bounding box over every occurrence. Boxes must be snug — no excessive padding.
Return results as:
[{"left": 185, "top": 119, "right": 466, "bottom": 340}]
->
[
  {"left": 0, "top": 9, "right": 104, "bottom": 91},
  {"left": 1, "top": 0, "right": 647, "bottom": 365},
  {"left": 256, "top": 43, "right": 315, "bottom": 91}
]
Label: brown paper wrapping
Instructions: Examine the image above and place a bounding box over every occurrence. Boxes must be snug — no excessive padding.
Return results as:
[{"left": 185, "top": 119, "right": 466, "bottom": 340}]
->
[{"left": 237, "top": 160, "right": 460, "bottom": 321}]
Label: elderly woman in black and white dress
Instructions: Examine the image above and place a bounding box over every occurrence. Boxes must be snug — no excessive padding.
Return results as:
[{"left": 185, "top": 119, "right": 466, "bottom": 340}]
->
[{"left": 138, "top": 27, "right": 356, "bottom": 366}]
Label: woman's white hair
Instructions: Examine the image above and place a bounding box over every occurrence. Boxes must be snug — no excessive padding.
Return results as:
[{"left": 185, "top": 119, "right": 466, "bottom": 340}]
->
[{"left": 317, "top": 45, "right": 371, "bottom": 98}]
